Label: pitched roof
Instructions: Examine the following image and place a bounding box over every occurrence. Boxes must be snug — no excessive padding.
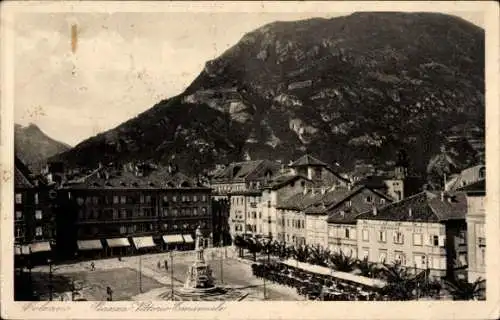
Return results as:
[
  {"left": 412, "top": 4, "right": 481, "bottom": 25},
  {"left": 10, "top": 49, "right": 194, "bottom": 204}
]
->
[
  {"left": 210, "top": 160, "right": 280, "bottom": 183},
  {"left": 356, "top": 191, "right": 467, "bottom": 222},
  {"left": 354, "top": 175, "right": 389, "bottom": 189},
  {"left": 447, "top": 164, "right": 486, "bottom": 191},
  {"left": 290, "top": 154, "right": 327, "bottom": 167},
  {"left": 276, "top": 190, "right": 319, "bottom": 210},
  {"left": 15, "top": 156, "right": 35, "bottom": 188},
  {"left": 66, "top": 166, "right": 207, "bottom": 190},
  {"left": 458, "top": 179, "right": 485, "bottom": 194},
  {"left": 304, "top": 188, "right": 352, "bottom": 214},
  {"left": 265, "top": 174, "right": 311, "bottom": 190},
  {"left": 327, "top": 188, "right": 394, "bottom": 224}
]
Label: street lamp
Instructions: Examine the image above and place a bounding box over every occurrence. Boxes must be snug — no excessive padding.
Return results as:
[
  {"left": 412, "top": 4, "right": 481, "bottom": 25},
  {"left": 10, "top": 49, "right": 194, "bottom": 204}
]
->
[
  {"left": 47, "top": 258, "right": 53, "bottom": 301},
  {"left": 138, "top": 254, "right": 143, "bottom": 293},
  {"left": 170, "top": 250, "right": 174, "bottom": 299},
  {"left": 220, "top": 239, "right": 224, "bottom": 285}
]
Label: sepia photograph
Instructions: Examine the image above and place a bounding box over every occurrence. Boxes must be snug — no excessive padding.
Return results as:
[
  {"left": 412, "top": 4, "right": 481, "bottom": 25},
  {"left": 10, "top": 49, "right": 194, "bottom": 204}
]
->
[{"left": 1, "top": 1, "right": 499, "bottom": 319}]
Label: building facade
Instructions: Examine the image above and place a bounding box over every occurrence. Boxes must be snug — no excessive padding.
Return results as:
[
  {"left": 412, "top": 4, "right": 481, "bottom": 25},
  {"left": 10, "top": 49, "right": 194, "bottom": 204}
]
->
[
  {"left": 56, "top": 164, "right": 212, "bottom": 259},
  {"left": 463, "top": 179, "right": 486, "bottom": 282},
  {"left": 326, "top": 186, "right": 393, "bottom": 258},
  {"left": 14, "top": 157, "right": 56, "bottom": 265},
  {"left": 356, "top": 191, "right": 467, "bottom": 279}
]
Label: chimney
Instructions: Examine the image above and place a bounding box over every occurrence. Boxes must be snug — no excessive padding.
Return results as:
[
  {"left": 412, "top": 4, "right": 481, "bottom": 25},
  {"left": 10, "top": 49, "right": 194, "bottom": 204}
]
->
[
  {"left": 441, "top": 192, "right": 445, "bottom": 202},
  {"left": 372, "top": 206, "right": 377, "bottom": 216},
  {"left": 408, "top": 208, "right": 412, "bottom": 218}
]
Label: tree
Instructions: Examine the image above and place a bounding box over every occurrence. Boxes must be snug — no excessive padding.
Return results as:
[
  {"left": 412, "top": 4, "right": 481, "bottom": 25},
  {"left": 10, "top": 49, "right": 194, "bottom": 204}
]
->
[
  {"left": 356, "top": 257, "right": 378, "bottom": 277},
  {"left": 307, "top": 245, "right": 329, "bottom": 267},
  {"left": 379, "top": 262, "right": 417, "bottom": 301},
  {"left": 233, "top": 235, "right": 247, "bottom": 258},
  {"left": 445, "top": 277, "right": 485, "bottom": 300},
  {"left": 329, "top": 251, "right": 357, "bottom": 272},
  {"left": 246, "top": 238, "right": 262, "bottom": 261},
  {"left": 291, "top": 245, "right": 310, "bottom": 263}
]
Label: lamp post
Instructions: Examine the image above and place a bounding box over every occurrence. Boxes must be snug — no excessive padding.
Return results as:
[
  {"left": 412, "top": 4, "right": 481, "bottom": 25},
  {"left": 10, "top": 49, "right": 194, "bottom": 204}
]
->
[
  {"left": 138, "top": 254, "right": 143, "bottom": 293},
  {"left": 47, "top": 258, "right": 53, "bottom": 301},
  {"left": 170, "top": 250, "right": 174, "bottom": 299},
  {"left": 220, "top": 239, "right": 224, "bottom": 285}
]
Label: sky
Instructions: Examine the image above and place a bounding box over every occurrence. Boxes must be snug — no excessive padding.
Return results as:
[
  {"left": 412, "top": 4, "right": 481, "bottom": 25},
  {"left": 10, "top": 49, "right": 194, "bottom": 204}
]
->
[{"left": 13, "top": 11, "right": 484, "bottom": 146}]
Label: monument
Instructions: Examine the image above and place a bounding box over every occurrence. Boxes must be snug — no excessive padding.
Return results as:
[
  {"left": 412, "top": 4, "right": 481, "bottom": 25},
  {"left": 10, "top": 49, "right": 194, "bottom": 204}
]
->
[{"left": 179, "top": 226, "right": 218, "bottom": 294}]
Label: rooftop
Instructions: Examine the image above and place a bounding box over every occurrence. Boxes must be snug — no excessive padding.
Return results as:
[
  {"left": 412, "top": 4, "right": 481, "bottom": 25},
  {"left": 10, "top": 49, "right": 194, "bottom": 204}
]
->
[
  {"left": 289, "top": 154, "right": 328, "bottom": 167},
  {"left": 356, "top": 191, "right": 467, "bottom": 223}
]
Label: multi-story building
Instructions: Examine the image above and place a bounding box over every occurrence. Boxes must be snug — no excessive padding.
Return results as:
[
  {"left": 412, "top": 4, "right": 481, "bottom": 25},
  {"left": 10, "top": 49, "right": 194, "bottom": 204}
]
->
[
  {"left": 462, "top": 179, "right": 486, "bottom": 282},
  {"left": 356, "top": 191, "right": 467, "bottom": 279},
  {"left": 56, "top": 164, "right": 212, "bottom": 259},
  {"left": 445, "top": 164, "right": 486, "bottom": 191},
  {"left": 326, "top": 186, "right": 393, "bottom": 257},
  {"left": 263, "top": 154, "right": 349, "bottom": 242},
  {"left": 210, "top": 160, "right": 281, "bottom": 241},
  {"left": 211, "top": 197, "right": 231, "bottom": 246},
  {"left": 14, "top": 156, "right": 56, "bottom": 265}
]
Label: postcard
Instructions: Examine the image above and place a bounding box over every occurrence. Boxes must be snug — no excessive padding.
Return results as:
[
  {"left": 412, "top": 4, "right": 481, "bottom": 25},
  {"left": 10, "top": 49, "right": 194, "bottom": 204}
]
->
[{"left": 1, "top": 1, "right": 499, "bottom": 319}]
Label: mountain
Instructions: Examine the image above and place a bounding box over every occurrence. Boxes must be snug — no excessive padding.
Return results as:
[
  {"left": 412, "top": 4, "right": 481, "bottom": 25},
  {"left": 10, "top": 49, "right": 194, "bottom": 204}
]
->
[
  {"left": 53, "top": 12, "right": 485, "bottom": 181},
  {"left": 15, "top": 123, "right": 71, "bottom": 171}
]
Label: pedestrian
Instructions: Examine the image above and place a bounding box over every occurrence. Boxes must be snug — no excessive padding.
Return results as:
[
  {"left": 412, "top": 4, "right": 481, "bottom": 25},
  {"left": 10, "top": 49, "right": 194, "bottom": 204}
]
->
[
  {"left": 90, "top": 262, "right": 95, "bottom": 271},
  {"left": 118, "top": 256, "right": 122, "bottom": 262},
  {"left": 157, "top": 261, "right": 161, "bottom": 269},
  {"left": 164, "top": 260, "right": 168, "bottom": 271}
]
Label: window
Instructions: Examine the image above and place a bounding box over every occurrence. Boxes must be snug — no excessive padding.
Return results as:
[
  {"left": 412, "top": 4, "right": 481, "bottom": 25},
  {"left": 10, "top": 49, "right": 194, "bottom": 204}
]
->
[
  {"left": 202, "top": 207, "right": 207, "bottom": 214},
  {"left": 380, "top": 198, "right": 386, "bottom": 205},
  {"left": 34, "top": 193, "right": 39, "bottom": 205},
  {"left": 345, "top": 228, "right": 350, "bottom": 239},
  {"left": 35, "top": 210, "right": 42, "bottom": 220},
  {"left": 362, "top": 248, "right": 369, "bottom": 260},
  {"left": 362, "top": 229, "right": 369, "bottom": 241},
  {"left": 113, "top": 196, "right": 119, "bottom": 204},
  {"left": 193, "top": 195, "right": 198, "bottom": 202},
  {"left": 145, "top": 195, "right": 152, "bottom": 203},
  {"left": 120, "top": 209, "right": 127, "bottom": 219},
  {"left": 120, "top": 225, "right": 126, "bottom": 234},
  {"left": 259, "top": 212, "right": 262, "bottom": 219},
  {"left": 378, "top": 230, "right": 386, "bottom": 242},
  {"left": 378, "top": 251, "right": 387, "bottom": 263},
  {"left": 202, "top": 195, "right": 206, "bottom": 202},
  {"left": 479, "top": 247, "right": 485, "bottom": 266},
  {"left": 193, "top": 208, "right": 198, "bottom": 216},
  {"left": 267, "top": 201, "right": 271, "bottom": 208},
  {"left": 15, "top": 193, "right": 22, "bottom": 204},
  {"left": 35, "top": 226, "right": 43, "bottom": 236},
  {"left": 394, "top": 252, "right": 405, "bottom": 265},
  {"left": 365, "top": 196, "right": 373, "bottom": 203},
  {"left": 112, "top": 209, "right": 118, "bottom": 219},
  {"left": 163, "top": 195, "right": 169, "bottom": 203},
  {"left": 413, "top": 233, "right": 423, "bottom": 246},
  {"left": 346, "top": 200, "right": 352, "bottom": 208},
  {"left": 393, "top": 231, "right": 404, "bottom": 244},
  {"left": 15, "top": 227, "right": 23, "bottom": 238},
  {"left": 172, "top": 195, "right": 177, "bottom": 202},
  {"left": 15, "top": 211, "right": 23, "bottom": 220}
]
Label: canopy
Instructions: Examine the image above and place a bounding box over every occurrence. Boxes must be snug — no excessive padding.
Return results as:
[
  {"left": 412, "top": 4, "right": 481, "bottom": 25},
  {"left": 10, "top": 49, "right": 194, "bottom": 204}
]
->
[
  {"left": 132, "top": 236, "right": 156, "bottom": 249},
  {"left": 282, "top": 258, "right": 386, "bottom": 288},
  {"left": 77, "top": 240, "right": 103, "bottom": 251},
  {"left": 30, "top": 241, "right": 52, "bottom": 253},
  {"left": 106, "top": 238, "right": 130, "bottom": 248},
  {"left": 162, "top": 234, "right": 184, "bottom": 244},
  {"left": 182, "top": 234, "right": 194, "bottom": 243}
]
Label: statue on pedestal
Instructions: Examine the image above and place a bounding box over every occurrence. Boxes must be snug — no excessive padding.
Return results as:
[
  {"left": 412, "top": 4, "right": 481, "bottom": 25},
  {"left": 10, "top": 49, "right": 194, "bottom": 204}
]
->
[{"left": 182, "top": 226, "right": 215, "bottom": 291}]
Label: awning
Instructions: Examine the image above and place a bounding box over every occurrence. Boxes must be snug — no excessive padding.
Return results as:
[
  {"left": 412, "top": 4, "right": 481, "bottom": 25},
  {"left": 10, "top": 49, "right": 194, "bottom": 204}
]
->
[
  {"left": 182, "top": 234, "right": 194, "bottom": 243},
  {"left": 162, "top": 234, "right": 184, "bottom": 244},
  {"left": 77, "top": 240, "right": 103, "bottom": 251},
  {"left": 132, "top": 236, "right": 156, "bottom": 249},
  {"left": 30, "top": 241, "right": 52, "bottom": 253},
  {"left": 21, "top": 245, "right": 30, "bottom": 255},
  {"left": 106, "top": 238, "right": 130, "bottom": 248}
]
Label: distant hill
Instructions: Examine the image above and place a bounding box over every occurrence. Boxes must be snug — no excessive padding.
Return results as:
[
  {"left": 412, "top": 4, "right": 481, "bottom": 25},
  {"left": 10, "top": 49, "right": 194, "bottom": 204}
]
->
[
  {"left": 15, "top": 123, "right": 71, "bottom": 171},
  {"left": 53, "top": 12, "right": 484, "bottom": 182}
]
